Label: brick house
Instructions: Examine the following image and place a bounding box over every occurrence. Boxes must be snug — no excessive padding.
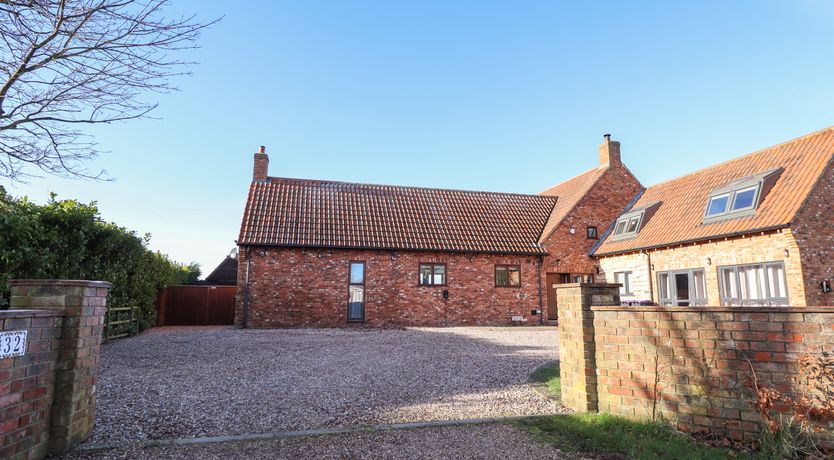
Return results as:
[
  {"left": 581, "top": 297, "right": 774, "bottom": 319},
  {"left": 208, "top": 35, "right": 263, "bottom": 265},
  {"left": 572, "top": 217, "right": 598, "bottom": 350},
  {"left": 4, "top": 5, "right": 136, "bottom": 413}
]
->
[
  {"left": 235, "top": 138, "right": 641, "bottom": 327},
  {"left": 594, "top": 127, "right": 834, "bottom": 307}
]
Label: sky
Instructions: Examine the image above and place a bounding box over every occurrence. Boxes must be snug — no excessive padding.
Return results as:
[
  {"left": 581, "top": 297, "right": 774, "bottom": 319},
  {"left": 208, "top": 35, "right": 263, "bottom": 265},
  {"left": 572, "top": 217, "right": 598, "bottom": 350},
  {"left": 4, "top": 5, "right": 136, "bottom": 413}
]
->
[{"left": 8, "top": 0, "right": 834, "bottom": 276}]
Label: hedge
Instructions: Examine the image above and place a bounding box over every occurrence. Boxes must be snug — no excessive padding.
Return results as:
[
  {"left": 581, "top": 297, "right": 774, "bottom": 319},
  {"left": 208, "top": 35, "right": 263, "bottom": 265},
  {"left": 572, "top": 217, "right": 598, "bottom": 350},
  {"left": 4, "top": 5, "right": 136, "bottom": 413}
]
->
[{"left": 0, "top": 186, "right": 199, "bottom": 331}]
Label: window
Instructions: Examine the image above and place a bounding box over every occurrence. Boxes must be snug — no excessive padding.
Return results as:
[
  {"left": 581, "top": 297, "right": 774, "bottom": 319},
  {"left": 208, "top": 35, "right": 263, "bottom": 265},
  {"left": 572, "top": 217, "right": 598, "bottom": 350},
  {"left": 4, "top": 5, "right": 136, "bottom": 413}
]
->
[
  {"left": 706, "top": 194, "right": 730, "bottom": 217},
  {"left": 612, "top": 212, "right": 642, "bottom": 240},
  {"left": 495, "top": 265, "right": 521, "bottom": 287},
  {"left": 703, "top": 169, "right": 782, "bottom": 223},
  {"left": 614, "top": 271, "right": 632, "bottom": 295},
  {"left": 572, "top": 274, "right": 594, "bottom": 283},
  {"left": 656, "top": 269, "right": 707, "bottom": 306},
  {"left": 419, "top": 263, "right": 446, "bottom": 286},
  {"left": 587, "top": 226, "right": 598, "bottom": 239},
  {"left": 348, "top": 262, "right": 365, "bottom": 322},
  {"left": 719, "top": 261, "right": 788, "bottom": 306}
]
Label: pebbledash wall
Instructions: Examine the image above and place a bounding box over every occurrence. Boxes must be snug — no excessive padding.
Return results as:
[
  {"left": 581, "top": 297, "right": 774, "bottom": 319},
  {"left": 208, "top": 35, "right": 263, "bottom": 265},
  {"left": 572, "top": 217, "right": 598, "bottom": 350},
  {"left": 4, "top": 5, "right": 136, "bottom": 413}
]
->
[
  {"left": 1, "top": 280, "right": 110, "bottom": 460},
  {"left": 235, "top": 247, "right": 544, "bottom": 327},
  {"left": 557, "top": 283, "right": 834, "bottom": 440}
]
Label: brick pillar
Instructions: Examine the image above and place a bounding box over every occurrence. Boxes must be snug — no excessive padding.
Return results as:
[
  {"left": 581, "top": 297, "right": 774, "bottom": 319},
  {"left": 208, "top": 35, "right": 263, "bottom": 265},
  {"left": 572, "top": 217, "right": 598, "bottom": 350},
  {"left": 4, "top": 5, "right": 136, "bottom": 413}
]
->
[
  {"left": 556, "top": 283, "right": 620, "bottom": 412},
  {"left": 9, "top": 280, "right": 111, "bottom": 455}
]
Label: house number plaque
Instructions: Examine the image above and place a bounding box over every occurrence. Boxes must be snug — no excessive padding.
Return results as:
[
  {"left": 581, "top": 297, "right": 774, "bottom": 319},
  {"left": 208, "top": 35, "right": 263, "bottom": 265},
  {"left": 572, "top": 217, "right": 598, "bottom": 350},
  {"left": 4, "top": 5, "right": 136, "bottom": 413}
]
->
[{"left": 0, "top": 330, "right": 27, "bottom": 358}]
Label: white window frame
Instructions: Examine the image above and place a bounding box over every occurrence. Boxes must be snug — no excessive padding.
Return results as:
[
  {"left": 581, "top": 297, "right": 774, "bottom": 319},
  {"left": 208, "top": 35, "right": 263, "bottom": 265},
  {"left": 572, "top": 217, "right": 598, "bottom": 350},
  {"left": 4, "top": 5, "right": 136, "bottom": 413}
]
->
[
  {"left": 656, "top": 268, "right": 707, "bottom": 306},
  {"left": 614, "top": 271, "right": 632, "bottom": 295},
  {"left": 718, "top": 261, "right": 789, "bottom": 306}
]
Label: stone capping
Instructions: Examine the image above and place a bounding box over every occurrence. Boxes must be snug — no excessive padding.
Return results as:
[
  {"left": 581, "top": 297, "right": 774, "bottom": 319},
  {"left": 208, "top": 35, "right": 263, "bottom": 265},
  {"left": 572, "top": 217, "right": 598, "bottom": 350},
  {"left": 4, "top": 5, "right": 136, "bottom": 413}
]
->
[
  {"left": 9, "top": 279, "right": 113, "bottom": 288},
  {"left": 555, "top": 282, "right": 623, "bottom": 288},
  {"left": 0, "top": 308, "right": 64, "bottom": 318},
  {"left": 590, "top": 305, "right": 834, "bottom": 313}
]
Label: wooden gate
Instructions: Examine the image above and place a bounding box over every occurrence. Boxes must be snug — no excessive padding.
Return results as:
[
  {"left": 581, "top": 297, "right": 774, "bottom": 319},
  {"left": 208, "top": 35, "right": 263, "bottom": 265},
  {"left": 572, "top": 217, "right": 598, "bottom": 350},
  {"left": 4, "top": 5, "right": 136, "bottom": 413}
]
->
[{"left": 156, "top": 285, "right": 236, "bottom": 326}]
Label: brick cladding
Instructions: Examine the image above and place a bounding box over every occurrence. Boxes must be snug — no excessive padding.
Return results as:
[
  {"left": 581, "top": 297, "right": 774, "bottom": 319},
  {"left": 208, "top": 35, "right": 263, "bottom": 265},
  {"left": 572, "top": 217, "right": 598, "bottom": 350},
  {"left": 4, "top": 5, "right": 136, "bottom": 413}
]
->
[
  {"left": 540, "top": 164, "right": 643, "bottom": 276},
  {"left": 791, "top": 157, "right": 834, "bottom": 306},
  {"left": 235, "top": 247, "right": 543, "bottom": 327}
]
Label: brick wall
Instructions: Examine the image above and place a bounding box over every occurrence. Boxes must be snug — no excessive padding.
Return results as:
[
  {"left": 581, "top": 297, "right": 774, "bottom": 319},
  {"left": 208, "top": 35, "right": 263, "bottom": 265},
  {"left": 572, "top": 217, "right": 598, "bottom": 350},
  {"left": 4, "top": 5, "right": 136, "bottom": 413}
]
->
[
  {"left": 791, "top": 157, "right": 834, "bottom": 306},
  {"left": 558, "top": 283, "right": 834, "bottom": 441},
  {"left": 1, "top": 280, "right": 110, "bottom": 459},
  {"left": 0, "top": 309, "right": 62, "bottom": 459},
  {"left": 598, "top": 228, "right": 806, "bottom": 306},
  {"left": 236, "top": 247, "right": 544, "bottom": 327},
  {"left": 555, "top": 283, "right": 621, "bottom": 412}
]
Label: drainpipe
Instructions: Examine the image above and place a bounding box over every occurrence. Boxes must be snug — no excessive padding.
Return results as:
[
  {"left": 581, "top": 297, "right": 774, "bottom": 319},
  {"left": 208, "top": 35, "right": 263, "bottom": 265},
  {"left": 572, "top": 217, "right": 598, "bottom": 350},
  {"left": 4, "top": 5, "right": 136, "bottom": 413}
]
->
[
  {"left": 242, "top": 246, "right": 251, "bottom": 329},
  {"left": 645, "top": 250, "right": 654, "bottom": 305},
  {"left": 537, "top": 255, "right": 544, "bottom": 325}
]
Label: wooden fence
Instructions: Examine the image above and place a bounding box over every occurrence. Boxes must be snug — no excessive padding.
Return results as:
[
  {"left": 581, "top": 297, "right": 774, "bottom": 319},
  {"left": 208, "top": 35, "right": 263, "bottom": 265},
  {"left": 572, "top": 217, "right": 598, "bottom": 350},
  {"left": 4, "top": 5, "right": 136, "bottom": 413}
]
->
[{"left": 156, "top": 285, "right": 236, "bottom": 326}]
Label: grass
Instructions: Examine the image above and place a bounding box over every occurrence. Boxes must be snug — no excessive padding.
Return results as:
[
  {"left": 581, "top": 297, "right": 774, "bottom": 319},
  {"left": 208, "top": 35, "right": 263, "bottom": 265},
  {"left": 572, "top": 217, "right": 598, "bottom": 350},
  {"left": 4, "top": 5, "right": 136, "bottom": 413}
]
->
[
  {"left": 519, "top": 363, "right": 760, "bottom": 459},
  {"left": 530, "top": 361, "right": 561, "bottom": 399}
]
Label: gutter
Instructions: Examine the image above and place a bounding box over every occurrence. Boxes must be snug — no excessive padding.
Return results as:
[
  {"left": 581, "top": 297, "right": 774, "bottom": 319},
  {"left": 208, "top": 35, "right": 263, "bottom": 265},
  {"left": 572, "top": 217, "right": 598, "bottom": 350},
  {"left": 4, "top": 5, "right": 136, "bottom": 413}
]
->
[{"left": 242, "top": 246, "right": 251, "bottom": 329}]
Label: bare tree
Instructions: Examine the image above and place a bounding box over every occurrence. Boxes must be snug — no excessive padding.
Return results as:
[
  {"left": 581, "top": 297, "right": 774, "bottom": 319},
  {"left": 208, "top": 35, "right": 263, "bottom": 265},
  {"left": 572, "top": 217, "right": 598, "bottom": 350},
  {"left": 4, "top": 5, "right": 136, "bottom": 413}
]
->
[{"left": 0, "top": 0, "right": 217, "bottom": 180}]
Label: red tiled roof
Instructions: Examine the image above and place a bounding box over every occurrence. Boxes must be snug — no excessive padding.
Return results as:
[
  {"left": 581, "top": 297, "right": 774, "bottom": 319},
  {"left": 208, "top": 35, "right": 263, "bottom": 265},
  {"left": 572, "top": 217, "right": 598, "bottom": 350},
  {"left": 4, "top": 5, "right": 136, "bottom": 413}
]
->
[
  {"left": 238, "top": 177, "right": 558, "bottom": 255},
  {"left": 594, "top": 127, "right": 834, "bottom": 256},
  {"left": 538, "top": 167, "right": 608, "bottom": 242}
]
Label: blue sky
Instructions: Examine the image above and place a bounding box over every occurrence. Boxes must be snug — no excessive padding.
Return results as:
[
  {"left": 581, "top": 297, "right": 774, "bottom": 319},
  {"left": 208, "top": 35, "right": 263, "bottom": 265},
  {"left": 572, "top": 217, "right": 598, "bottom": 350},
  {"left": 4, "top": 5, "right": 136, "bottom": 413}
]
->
[{"left": 9, "top": 0, "right": 834, "bottom": 275}]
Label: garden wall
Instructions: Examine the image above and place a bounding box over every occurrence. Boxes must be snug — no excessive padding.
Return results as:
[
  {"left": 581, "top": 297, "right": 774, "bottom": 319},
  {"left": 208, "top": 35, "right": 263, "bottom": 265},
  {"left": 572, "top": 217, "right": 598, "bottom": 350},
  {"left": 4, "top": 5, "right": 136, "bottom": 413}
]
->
[
  {"left": 1, "top": 280, "right": 110, "bottom": 460},
  {"left": 557, "top": 283, "right": 834, "bottom": 441}
]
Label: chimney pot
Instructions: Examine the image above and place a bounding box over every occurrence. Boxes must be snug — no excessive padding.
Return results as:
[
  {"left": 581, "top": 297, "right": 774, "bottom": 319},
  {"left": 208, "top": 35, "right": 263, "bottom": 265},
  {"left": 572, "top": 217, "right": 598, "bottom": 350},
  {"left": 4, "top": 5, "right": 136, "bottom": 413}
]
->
[
  {"left": 604, "top": 133, "right": 611, "bottom": 142},
  {"left": 259, "top": 145, "right": 266, "bottom": 154}
]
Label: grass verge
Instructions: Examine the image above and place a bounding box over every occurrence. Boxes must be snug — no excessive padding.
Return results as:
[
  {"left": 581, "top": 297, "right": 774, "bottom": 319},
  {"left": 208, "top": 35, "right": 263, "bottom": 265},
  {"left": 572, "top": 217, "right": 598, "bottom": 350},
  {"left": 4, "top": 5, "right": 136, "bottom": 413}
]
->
[{"left": 521, "top": 363, "right": 760, "bottom": 459}]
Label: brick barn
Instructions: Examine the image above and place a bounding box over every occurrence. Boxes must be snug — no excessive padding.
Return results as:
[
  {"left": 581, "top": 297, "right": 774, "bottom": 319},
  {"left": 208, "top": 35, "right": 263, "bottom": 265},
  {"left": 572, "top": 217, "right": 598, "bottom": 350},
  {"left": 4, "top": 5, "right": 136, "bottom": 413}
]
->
[{"left": 235, "top": 137, "right": 641, "bottom": 327}]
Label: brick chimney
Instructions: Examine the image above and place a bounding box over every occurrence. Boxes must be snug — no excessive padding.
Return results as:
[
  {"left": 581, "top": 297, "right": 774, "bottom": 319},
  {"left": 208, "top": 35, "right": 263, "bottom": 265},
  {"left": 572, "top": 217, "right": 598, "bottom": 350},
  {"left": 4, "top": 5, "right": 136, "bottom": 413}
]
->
[
  {"left": 598, "top": 134, "right": 621, "bottom": 167},
  {"left": 253, "top": 145, "right": 269, "bottom": 181}
]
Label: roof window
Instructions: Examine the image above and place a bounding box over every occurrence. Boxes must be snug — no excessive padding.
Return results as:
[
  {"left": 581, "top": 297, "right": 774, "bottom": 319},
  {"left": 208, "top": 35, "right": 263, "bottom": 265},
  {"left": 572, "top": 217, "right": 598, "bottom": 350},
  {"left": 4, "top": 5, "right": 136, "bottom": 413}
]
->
[
  {"left": 703, "top": 168, "right": 782, "bottom": 223},
  {"left": 610, "top": 201, "right": 662, "bottom": 242}
]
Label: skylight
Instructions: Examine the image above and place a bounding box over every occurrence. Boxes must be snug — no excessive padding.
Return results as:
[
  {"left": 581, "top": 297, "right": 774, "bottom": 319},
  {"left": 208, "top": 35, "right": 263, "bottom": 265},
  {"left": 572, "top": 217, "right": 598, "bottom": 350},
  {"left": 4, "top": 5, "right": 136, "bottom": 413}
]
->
[
  {"left": 702, "top": 169, "right": 782, "bottom": 223},
  {"left": 612, "top": 212, "right": 644, "bottom": 240},
  {"left": 609, "top": 201, "right": 662, "bottom": 242}
]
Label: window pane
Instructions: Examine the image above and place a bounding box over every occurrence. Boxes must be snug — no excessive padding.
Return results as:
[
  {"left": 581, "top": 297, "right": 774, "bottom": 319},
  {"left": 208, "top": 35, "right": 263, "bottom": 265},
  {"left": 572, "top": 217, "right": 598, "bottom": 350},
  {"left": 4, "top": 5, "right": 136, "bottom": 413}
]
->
[
  {"left": 496, "top": 266, "right": 508, "bottom": 286},
  {"left": 508, "top": 266, "right": 520, "bottom": 286},
  {"left": 614, "top": 220, "right": 627, "bottom": 235},
  {"left": 624, "top": 272, "right": 631, "bottom": 294},
  {"left": 732, "top": 187, "right": 757, "bottom": 211},
  {"left": 626, "top": 217, "right": 640, "bottom": 233},
  {"left": 350, "top": 263, "right": 364, "bottom": 284},
  {"left": 707, "top": 194, "right": 729, "bottom": 216},
  {"left": 419, "top": 265, "right": 432, "bottom": 285},
  {"left": 587, "top": 226, "right": 598, "bottom": 239},
  {"left": 767, "top": 263, "right": 787, "bottom": 299},
  {"left": 720, "top": 268, "right": 738, "bottom": 305},
  {"left": 692, "top": 270, "right": 706, "bottom": 300},
  {"left": 675, "top": 272, "right": 689, "bottom": 305},
  {"left": 348, "top": 285, "right": 364, "bottom": 320},
  {"left": 658, "top": 273, "right": 671, "bottom": 302},
  {"left": 433, "top": 265, "right": 446, "bottom": 285}
]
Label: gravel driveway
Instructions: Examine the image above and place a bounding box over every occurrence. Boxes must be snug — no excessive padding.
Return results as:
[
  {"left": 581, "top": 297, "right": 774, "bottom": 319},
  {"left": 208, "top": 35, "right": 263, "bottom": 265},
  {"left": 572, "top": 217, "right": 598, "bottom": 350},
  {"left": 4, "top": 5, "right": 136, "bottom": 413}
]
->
[
  {"left": 67, "top": 424, "right": 578, "bottom": 459},
  {"left": 85, "top": 326, "right": 566, "bottom": 445}
]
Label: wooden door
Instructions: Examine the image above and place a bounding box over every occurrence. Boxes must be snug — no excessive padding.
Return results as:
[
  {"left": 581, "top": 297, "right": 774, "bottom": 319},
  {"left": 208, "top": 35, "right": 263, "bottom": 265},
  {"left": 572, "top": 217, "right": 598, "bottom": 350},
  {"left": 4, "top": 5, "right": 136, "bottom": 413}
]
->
[{"left": 546, "top": 273, "right": 570, "bottom": 321}]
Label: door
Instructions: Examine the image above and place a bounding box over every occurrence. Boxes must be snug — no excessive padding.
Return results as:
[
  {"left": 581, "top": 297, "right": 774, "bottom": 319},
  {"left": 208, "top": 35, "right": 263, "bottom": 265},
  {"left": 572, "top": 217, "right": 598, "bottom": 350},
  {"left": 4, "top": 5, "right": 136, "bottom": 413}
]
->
[
  {"left": 347, "top": 261, "right": 365, "bottom": 322},
  {"left": 546, "top": 273, "right": 570, "bottom": 321}
]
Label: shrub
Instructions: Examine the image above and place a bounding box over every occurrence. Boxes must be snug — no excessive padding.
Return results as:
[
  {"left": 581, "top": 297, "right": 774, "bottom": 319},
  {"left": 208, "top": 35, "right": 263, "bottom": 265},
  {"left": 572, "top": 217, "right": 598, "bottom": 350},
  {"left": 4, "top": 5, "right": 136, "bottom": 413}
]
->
[{"left": 0, "top": 186, "right": 199, "bottom": 331}]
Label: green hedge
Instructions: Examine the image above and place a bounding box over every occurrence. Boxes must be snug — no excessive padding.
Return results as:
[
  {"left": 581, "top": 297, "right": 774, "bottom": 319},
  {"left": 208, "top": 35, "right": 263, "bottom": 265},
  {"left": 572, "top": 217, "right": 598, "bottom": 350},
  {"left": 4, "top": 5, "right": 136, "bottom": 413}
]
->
[{"left": 0, "top": 186, "right": 199, "bottom": 331}]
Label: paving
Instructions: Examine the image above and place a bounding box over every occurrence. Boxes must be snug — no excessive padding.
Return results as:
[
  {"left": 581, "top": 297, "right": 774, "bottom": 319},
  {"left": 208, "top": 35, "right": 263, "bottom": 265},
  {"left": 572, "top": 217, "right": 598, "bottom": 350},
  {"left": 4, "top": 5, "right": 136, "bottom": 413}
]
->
[{"left": 80, "top": 326, "right": 566, "bottom": 447}]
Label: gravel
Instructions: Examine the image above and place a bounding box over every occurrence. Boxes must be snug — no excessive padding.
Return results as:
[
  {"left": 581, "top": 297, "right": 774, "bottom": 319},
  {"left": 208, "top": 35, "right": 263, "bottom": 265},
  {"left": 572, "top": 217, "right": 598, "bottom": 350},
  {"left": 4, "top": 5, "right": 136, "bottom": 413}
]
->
[
  {"left": 83, "top": 326, "right": 568, "bottom": 445},
  {"left": 65, "top": 423, "right": 579, "bottom": 460}
]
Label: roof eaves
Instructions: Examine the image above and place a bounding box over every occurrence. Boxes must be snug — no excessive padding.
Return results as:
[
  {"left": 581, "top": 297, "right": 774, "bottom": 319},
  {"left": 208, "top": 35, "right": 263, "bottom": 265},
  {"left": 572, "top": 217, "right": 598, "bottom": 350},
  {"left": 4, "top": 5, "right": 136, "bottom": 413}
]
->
[{"left": 591, "top": 224, "right": 791, "bottom": 258}]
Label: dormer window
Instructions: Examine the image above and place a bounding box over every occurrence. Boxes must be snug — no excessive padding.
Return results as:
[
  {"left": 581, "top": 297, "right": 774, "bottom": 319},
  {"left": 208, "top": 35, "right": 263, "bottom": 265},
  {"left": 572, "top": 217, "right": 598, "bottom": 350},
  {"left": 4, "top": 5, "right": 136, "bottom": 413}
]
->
[
  {"left": 703, "top": 168, "right": 782, "bottom": 223},
  {"left": 610, "top": 201, "right": 662, "bottom": 242}
]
